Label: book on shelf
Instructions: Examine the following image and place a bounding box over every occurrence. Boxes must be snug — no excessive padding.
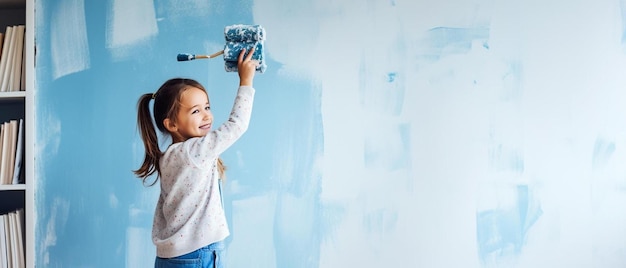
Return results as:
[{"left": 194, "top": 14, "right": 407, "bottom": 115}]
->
[
  {"left": 0, "top": 122, "right": 10, "bottom": 184},
  {"left": 0, "top": 32, "right": 4, "bottom": 58},
  {"left": 0, "top": 209, "right": 24, "bottom": 268},
  {"left": 0, "top": 214, "right": 7, "bottom": 268},
  {"left": 0, "top": 27, "right": 11, "bottom": 89},
  {"left": 9, "top": 25, "right": 25, "bottom": 92},
  {"left": 11, "top": 210, "right": 25, "bottom": 268},
  {"left": 15, "top": 209, "right": 25, "bottom": 268},
  {"left": 0, "top": 124, "right": 3, "bottom": 183},
  {"left": 7, "top": 212, "right": 16, "bottom": 267},
  {"left": 2, "top": 213, "right": 12, "bottom": 267},
  {"left": 0, "top": 25, "right": 26, "bottom": 92},
  {"left": 12, "top": 119, "right": 24, "bottom": 185},
  {"left": 0, "top": 119, "right": 24, "bottom": 185},
  {"left": 6, "top": 120, "right": 17, "bottom": 185}
]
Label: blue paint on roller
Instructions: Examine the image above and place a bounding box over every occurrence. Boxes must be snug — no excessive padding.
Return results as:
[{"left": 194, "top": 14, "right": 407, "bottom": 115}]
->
[
  {"left": 223, "top": 41, "right": 266, "bottom": 73},
  {"left": 223, "top": 24, "right": 267, "bottom": 73},
  {"left": 224, "top": 24, "right": 265, "bottom": 42}
]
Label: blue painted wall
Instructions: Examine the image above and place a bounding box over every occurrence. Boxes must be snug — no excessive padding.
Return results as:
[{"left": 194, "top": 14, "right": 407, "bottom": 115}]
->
[{"left": 34, "top": 0, "right": 626, "bottom": 267}]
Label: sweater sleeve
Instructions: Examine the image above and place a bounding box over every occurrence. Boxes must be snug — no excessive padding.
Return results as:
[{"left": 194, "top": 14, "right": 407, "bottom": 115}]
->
[{"left": 185, "top": 85, "right": 255, "bottom": 167}]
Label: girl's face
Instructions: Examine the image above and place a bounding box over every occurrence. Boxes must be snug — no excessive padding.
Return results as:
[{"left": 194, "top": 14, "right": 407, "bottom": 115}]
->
[{"left": 169, "top": 87, "right": 213, "bottom": 143}]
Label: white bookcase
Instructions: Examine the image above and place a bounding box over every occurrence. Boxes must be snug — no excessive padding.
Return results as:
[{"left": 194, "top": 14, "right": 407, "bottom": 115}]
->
[{"left": 0, "top": 0, "right": 34, "bottom": 267}]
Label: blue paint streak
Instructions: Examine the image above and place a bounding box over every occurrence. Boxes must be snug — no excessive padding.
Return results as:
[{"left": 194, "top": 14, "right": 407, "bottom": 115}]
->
[
  {"left": 262, "top": 79, "right": 323, "bottom": 268},
  {"left": 387, "top": 72, "right": 397, "bottom": 82},
  {"left": 620, "top": 0, "right": 626, "bottom": 44},
  {"left": 476, "top": 185, "right": 542, "bottom": 265},
  {"left": 364, "top": 123, "right": 411, "bottom": 170},
  {"left": 422, "top": 27, "right": 490, "bottom": 60},
  {"left": 592, "top": 138, "right": 615, "bottom": 170},
  {"left": 500, "top": 61, "right": 523, "bottom": 101},
  {"left": 363, "top": 208, "right": 398, "bottom": 235},
  {"left": 488, "top": 144, "right": 525, "bottom": 174}
]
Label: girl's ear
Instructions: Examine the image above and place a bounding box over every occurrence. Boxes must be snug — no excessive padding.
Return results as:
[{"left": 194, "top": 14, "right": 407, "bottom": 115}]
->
[{"left": 163, "top": 118, "right": 177, "bottom": 133}]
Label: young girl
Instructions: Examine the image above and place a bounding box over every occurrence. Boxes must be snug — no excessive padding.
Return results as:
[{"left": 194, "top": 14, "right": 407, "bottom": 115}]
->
[{"left": 134, "top": 48, "right": 258, "bottom": 268}]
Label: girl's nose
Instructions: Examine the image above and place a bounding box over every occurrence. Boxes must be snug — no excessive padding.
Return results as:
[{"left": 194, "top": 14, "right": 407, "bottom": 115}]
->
[{"left": 203, "top": 110, "right": 212, "bottom": 120}]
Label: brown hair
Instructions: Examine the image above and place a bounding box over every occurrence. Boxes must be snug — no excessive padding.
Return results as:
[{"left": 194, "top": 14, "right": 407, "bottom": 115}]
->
[{"left": 134, "top": 78, "right": 226, "bottom": 185}]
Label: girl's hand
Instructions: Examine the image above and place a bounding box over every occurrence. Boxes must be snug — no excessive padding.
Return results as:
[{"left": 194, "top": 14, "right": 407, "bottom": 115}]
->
[{"left": 237, "top": 47, "right": 258, "bottom": 87}]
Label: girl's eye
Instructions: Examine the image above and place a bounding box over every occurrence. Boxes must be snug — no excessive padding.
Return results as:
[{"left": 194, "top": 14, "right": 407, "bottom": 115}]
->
[
  {"left": 191, "top": 109, "right": 199, "bottom": 114},
  {"left": 205, "top": 106, "right": 211, "bottom": 111}
]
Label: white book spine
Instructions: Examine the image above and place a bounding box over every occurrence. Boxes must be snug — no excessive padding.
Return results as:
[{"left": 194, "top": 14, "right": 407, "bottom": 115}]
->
[
  {"left": 12, "top": 119, "right": 24, "bottom": 184},
  {"left": 2, "top": 215, "right": 11, "bottom": 267},
  {"left": 0, "top": 26, "right": 13, "bottom": 92},
  {"left": 10, "top": 26, "right": 25, "bottom": 92},
  {"left": 0, "top": 26, "right": 15, "bottom": 92},
  {"left": 0, "top": 214, "right": 7, "bottom": 268},
  {"left": 15, "top": 210, "right": 25, "bottom": 268},
  {"left": 8, "top": 212, "right": 17, "bottom": 268},
  {"left": 0, "top": 123, "right": 8, "bottom": 185},
  {"left": 0, "top": 124, "right": 4, "bottom": 185},
  {"left": 6, "top": 120, "right": 17, "bottom": 185}
]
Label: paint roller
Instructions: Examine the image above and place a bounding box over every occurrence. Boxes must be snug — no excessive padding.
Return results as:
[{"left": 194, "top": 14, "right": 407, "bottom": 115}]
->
[{"left": 177, "top": 24, "right": 267, "bottom": 73}]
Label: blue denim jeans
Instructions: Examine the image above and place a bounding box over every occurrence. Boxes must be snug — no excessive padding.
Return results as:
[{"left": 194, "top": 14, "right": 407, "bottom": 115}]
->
[{"left": 155, "top": 241, "right": 225, "bottom": 268}]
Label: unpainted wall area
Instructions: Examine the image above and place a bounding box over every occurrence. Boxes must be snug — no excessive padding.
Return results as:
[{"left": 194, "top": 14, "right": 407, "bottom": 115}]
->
[{"left": 34, "top": 0, "right": 626, "bottom": 267}]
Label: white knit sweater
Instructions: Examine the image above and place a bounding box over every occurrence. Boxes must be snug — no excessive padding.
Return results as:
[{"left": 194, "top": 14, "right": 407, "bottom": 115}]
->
[{"left": 152, "top": 86, "right": 255, "bottom": 258}]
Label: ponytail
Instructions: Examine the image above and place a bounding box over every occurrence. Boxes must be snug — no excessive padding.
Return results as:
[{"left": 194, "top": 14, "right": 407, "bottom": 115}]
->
[
  {"left": 134, "top": 93, "right": 162, "bottom": 186},
  {"left": 217, "top": 158, "right": 227, "bottom": 180}
]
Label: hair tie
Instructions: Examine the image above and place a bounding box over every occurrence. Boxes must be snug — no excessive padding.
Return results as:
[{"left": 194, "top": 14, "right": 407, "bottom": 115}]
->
[{"left": 152, "top": 93, "right": 156, "bottom": 99}]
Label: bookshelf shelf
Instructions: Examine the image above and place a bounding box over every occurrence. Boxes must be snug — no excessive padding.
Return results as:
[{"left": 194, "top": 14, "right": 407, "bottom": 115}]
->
[
  {"left": 0, "top": 90, "right": 25, "bottom": 103},
  {"left": 0, "top": 90, "right": 25, "bottom": 97},
  {"left": 0, "top": 184, "right": 24, "bottom": 190},
  {"left": 0, "top": 0, "right": 32, "bottom": 267}
]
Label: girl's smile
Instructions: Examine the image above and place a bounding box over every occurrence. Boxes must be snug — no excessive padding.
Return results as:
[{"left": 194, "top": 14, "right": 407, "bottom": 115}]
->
[{"left": 200, "top": 123, "right": 212, "bottom": 130}]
